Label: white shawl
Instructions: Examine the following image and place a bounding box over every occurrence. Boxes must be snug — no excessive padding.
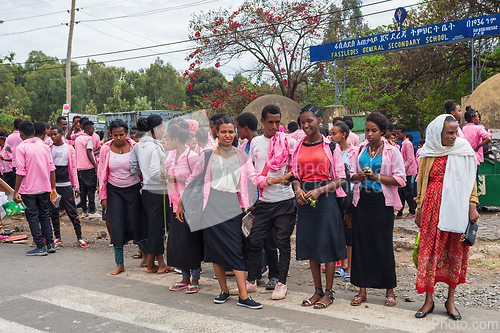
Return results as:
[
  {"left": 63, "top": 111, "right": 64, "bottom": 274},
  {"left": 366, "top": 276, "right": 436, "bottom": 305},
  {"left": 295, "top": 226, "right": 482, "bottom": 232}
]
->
[{"left": 419, "top": 114, "right": 476, "bottom": 233}]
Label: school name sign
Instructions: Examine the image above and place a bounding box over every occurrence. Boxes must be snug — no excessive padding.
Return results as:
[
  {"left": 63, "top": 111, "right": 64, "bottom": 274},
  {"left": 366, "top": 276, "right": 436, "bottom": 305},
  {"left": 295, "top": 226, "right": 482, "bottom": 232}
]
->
[{"left": 310, "top": 13, "right": 500, "bottom": 62}]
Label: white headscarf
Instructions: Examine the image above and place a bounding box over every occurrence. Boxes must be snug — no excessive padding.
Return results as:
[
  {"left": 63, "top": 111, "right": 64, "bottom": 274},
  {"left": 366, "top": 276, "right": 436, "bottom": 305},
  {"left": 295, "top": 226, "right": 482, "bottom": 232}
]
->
[{"left": 420, "top": 114, "right": 476, "bottom": 233}]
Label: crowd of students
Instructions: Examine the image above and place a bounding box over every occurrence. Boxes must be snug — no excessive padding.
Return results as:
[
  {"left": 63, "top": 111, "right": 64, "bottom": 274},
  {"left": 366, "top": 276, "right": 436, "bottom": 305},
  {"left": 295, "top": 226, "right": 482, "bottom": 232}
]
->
[{"left": 0, "top": 101, "right": 483, "bottom": 317}]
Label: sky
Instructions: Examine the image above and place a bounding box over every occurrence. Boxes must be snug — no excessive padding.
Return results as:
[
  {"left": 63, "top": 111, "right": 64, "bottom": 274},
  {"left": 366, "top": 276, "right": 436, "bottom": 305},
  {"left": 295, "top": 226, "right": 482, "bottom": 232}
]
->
[{"left": 0, "top": 0, "right": 421, "bottom": 78}]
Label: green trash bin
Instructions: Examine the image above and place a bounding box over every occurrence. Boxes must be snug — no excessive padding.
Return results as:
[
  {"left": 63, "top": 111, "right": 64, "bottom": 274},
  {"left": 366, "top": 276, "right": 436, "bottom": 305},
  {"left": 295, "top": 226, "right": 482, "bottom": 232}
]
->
[{"left": 477, "top": 158, "right": 500, "bottom": 207}]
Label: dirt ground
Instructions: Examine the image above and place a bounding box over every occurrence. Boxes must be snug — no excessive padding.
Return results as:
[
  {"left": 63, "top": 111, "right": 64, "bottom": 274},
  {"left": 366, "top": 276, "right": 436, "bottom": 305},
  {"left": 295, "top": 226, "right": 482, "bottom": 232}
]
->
[{"left": 2, "top": 213, "right": 499, "bottom": 311}]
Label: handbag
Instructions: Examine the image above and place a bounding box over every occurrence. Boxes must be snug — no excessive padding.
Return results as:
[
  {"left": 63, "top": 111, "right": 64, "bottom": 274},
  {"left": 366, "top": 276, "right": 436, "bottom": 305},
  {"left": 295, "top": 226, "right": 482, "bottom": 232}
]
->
[
  {"left": 461, "top": 220, "right": 478, "bottom": 246},
  {"left": 182, "top": 149, "right": 213, "bottom": 228}
]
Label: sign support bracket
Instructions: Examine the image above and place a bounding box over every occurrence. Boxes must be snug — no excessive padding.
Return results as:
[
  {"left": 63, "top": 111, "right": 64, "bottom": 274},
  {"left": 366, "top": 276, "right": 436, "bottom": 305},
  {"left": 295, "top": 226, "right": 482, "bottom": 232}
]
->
[
  {"left": 332, "top": 59, "right": 346, "bottom": 106},
  {"left": 472, "top": 36, "right": 499, "bottom": 92}
]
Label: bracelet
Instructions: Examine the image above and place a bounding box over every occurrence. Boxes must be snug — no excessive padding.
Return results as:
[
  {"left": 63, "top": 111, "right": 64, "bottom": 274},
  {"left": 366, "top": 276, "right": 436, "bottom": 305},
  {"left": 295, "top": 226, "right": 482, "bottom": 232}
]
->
[{"left": 377, "top": 174, "right": 381, "bottom": 182}]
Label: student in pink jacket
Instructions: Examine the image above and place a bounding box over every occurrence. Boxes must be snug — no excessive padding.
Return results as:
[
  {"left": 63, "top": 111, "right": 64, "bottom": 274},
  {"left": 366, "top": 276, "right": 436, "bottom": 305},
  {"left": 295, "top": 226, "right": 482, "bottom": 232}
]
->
[
  {"left": 49, "top": 125, "right": 88, "bottom": 248},
  {"left": 98, "top": 120, "right": 143, "bottom": 276},
  {"left": 14, "top": 121, "right": 57, "bottom": 256},
  {"left": 395, "top": 124, "right": 417, "bottom": 218},
  {"left": 330, "top": 121, "right": 359, "bottom": 283},
  {"left": 177, "top": 116, "right": 291, "bottom": 310},
  {"left": 291, "top": 105, "right": 347, "bottom": 309},
  {"left": 350, "top": 113, "right": 406, "bottom": 307}
]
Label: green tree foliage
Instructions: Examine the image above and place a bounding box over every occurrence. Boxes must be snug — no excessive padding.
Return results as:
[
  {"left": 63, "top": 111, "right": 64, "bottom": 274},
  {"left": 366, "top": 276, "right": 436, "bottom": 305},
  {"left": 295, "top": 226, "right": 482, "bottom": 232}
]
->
[
  {"left": 186, "top": 68, "right": 226, "bottom": 107},
  {"left": 131, "top": 96, "right": 152, "bottom": 111},
  {"left": 104, "top": 84, "right": 130, "bottom": 113},
  {"left": 145, "top": 58, "right": 186, "bottom": 109}
]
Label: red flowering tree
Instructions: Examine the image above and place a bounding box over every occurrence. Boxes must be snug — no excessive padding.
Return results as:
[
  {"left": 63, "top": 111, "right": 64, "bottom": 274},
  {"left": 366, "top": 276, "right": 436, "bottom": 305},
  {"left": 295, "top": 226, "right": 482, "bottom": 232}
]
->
[
  {"left": 186, "top": 0, "right": 331, "bottom": 99},
  {"left": 200, "top": 82, "right": 263, "bottom": 118}
]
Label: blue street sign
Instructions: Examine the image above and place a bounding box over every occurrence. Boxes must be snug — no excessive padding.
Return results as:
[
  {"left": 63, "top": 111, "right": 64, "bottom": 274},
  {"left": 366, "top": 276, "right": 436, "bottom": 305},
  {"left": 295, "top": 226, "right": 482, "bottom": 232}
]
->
[
  {"left": 310, "top": 13, "right": 500, "bottom": 62},
  {"left": 394, "top": 7, "right": 406, "bottom": 23}
]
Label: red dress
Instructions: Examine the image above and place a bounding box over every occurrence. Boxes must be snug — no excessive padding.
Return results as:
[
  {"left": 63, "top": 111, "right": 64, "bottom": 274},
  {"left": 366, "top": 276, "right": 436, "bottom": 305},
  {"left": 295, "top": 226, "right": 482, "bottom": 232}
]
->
[{"left": 416, "top": 156, "right": 469, "bottom": 294}]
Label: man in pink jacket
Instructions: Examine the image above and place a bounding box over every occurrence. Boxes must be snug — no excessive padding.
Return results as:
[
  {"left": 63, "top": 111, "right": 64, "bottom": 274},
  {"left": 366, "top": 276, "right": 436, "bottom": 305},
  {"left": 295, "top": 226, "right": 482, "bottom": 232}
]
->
[
  {"left": 49, "top": 126, "right": 88, "bottom": 248},
  {"left": 395, "top": 124, "right": 417, "bottom": 218},
  {"left": 14, "top": 121, "right": 57, "bottom": 256}
]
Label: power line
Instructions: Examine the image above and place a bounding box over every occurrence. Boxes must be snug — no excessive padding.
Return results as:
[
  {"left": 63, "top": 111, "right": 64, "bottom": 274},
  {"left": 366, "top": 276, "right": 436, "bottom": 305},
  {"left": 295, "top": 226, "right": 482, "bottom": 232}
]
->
[
  {"left": 3, "top": 0, "right": 56, "bottom": 12},
  {"left": 0, "top": 24, "right": 62, "bottom": 37},
  {"left": 79, "top": 9, "right": 186, "bottom": 62},
  {"left": 1, "top": 10, "right": 66, "bottom": 23},
  {"left": 80, "top": 0, "right": 220, "bottom": 23},
  {"left": 1, "top": 0, "right": 438, "bottom": 70}
]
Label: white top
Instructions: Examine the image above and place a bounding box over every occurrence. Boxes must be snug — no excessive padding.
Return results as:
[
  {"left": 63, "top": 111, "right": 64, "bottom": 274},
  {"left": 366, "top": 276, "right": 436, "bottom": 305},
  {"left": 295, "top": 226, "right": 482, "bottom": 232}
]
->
[
  {"left": 52, "top": 144, "right": 68, "bottom": 166},
  {"left": 211, "top": 153, "right": 240, "bottom": 193},
  {"left": 249, "top": 135, "right": 295, "bottom": 203}
]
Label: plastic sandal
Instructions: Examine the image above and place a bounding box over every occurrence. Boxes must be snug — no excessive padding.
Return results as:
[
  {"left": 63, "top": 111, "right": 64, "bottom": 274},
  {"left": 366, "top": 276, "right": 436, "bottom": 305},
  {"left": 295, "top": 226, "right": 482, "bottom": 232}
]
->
[
  {"left": 186, "top": 285, "right": 200, "bottom": 294},
  {"left": 343, "top": 272, "right": 351, "bottom": 282},
  {"left": 334, "top": 267, "right": 346, "bottom": 277},
  {"left": 350, "top": 294, "right": 367, "bottom": 306},
  {"left": 314, "top": 289, "right": 335, "bottom": 309},
  {"left": 169, "top": 282, "right": 189, "bottom": 291},
  {"left": 302, "top": 287, "right": 324, "bottom": 307},
  {"left": 385, "top": 295, "right": 397, "bottom": 307},
  {"left": 132, "top": 251, "right": 142, "bottom": 259}
]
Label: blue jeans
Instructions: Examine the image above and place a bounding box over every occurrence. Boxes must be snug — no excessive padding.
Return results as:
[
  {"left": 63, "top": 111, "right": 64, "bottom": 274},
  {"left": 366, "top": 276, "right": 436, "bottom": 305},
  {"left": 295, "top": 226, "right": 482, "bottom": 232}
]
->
[
  {"left": 182, "top": 268, "right": 201, "bottom": 281},
  {"left": 22, "top": 193, "right": 54, "bottom": 248}
]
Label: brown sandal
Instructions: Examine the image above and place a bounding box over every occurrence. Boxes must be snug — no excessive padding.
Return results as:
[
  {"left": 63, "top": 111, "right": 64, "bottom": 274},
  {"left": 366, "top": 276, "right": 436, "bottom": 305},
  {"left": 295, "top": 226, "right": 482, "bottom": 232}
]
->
[
  {"left": 385, "top": 295, "right": 396, "bottom": 307},
  {"left": 350, "top": 294, "right": 367, "bottom": 306},
  {"left": 302, "top": 287, "right": 324, "bottom": 307},
  {"left": 314, "top": 289, "right": 335, "bottom": 309}
]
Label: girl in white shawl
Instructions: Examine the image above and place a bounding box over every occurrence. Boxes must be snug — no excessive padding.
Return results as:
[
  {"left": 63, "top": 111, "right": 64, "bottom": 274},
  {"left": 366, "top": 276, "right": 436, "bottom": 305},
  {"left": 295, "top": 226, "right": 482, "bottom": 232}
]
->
[{"left": 414, "top": 114, "right": 479, "bottom": 321}]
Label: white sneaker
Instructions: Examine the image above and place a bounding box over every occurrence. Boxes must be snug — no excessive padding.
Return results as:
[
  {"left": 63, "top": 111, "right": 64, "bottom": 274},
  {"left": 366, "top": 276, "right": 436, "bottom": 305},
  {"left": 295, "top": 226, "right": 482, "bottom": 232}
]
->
[
  {"left": 87, "top": 212, "right": 101, "bottom": 219},
  {"left": 271, "top": 282, "right": 287, "bottom": 300},
  {"left": 229, "top": 281, "right": 257, "bottom": 295}
]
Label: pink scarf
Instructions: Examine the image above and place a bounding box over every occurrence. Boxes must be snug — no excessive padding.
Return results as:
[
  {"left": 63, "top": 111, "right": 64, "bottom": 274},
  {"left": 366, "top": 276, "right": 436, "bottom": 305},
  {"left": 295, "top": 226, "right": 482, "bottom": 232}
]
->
[{"left": 266, "top": 132, "right": 290, "bottom": 172}]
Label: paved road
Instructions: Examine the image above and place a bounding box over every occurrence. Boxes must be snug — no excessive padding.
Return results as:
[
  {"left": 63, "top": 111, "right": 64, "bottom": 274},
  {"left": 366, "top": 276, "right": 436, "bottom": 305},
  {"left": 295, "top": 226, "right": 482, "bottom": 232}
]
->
[{"left": 0, "top": 244, "right": 498, "bottom": 333}]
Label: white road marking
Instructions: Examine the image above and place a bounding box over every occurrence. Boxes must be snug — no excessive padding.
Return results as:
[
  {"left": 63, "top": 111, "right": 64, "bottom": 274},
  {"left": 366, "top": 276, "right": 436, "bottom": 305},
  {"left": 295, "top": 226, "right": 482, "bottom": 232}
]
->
[
  {"left": 22, "top": 285, "right": 282, "bottom": 333},
  {"left": 115, "top": 268, "right": 438, "bottom": 333},
  {"left": 0, "top": 317, "right": 46, "bottom": 332}
]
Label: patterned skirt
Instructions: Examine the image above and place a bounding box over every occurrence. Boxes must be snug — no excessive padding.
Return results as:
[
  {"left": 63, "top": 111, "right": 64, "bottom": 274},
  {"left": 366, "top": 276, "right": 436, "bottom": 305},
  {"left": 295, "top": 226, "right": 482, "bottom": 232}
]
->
[{"left": 416, "top": 156, "right": 469, "bottom": 294}]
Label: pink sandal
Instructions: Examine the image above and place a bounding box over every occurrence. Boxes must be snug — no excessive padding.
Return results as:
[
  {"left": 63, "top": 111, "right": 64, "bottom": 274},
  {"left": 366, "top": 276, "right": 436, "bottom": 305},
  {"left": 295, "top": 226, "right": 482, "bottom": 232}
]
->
[
  {"left": 169, "top": 282, "right": 189, "bottom": 291},
  {"left": 186, "top": 285, "right": 200, "bottom": 294}
]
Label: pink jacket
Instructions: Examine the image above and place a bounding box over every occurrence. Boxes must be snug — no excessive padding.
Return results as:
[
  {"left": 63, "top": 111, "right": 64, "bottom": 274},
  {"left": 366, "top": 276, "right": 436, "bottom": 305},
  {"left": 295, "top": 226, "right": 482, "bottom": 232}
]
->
[
  {"left": 290, "top": 135, "right": 346, "bottom": 198},
  {"left": 400, "top": 138, "right": 417, "bottom": 176},
  {"left": 185, "top": 147, "right": 270, "bottom": 210},
  {"left": 346, "top": 132, "right": 360, "bottom": 147},
  {"left": 1, "top": 147, "right": 13, "bottom": 173},
  {"left": 15, "top": 137, "right": 56, "bottom": 195},
  {"left": 291, "top": 129, "right": 306, "bottom": 141},
  {"left": 345, "top": 144, "right": 360, "bottom": 170},
  {"left": 6, "top": 131, "right": 23, "bottom": 168},
  {"left": 50, "top": 144, "right": 79, "bottom": 190},
  {"left": 165, "top": 148, "right": 198, "bottom": 213},
  {"left": 463, "top": 123, "right": 491, "bottom": 165},
  {"left": 352, "top": 143, "right": 406, "bottom": 210},
  {"left": 98, "top": 138, "right": 136, "bottom": 200}
]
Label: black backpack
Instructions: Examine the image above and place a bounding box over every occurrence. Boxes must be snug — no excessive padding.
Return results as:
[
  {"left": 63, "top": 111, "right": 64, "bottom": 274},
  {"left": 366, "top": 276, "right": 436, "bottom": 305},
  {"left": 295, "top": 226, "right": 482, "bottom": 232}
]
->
[
  {"left": 182, "top": 149, "right": 213, "bottom": 229},
  {"left": 329, "top": 142, "right": 352, "bottom": 212}
]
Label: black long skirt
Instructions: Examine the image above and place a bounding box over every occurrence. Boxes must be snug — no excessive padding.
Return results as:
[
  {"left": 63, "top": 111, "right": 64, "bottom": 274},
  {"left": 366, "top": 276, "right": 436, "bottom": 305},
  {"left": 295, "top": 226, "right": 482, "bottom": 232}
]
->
[
  {"left": 107, "top": 183, "right": 146, "bottom": 248},
  {"left": 351, "top": 188, "right": 397, "bottom": 289},
  {"left": 296, "top": 181, "right": 347, "bottom": 263},
  {"left": 166, "top": 215, "right": 204, "bottom": 270},
  {"left": 142, "top": 190, "right": 169, "bottom": 255},
  {"left": 202, "top": 189, "right": 245, "bottom": 271}
]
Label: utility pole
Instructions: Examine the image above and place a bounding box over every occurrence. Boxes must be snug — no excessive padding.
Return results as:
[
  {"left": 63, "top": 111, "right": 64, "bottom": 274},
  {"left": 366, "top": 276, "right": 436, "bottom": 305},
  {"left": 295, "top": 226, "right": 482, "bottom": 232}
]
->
[{"left": 66, "top": 0, "right": 77, "bottom": 108}]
